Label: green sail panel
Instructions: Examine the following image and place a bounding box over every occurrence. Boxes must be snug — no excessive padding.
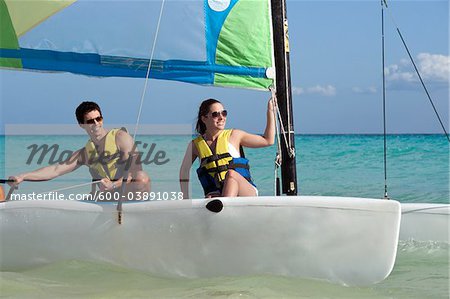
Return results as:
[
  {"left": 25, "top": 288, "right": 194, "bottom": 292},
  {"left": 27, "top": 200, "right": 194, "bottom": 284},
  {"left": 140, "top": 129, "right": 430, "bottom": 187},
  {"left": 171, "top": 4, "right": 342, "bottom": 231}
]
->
[
  {"left": 215, "top": 0, "right": 273, "bottom": 89},
  {"left": 0, "top": 0, "right": 22, "bottom": 68},
  {"left": 215, "top": 73, "right": 273, "bottom": 89}
]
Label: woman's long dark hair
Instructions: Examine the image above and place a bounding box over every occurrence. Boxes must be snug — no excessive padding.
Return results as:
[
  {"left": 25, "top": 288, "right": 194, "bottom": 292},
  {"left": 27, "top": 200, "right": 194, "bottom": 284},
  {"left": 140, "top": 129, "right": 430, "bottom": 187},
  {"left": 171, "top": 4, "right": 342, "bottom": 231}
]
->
[{"left": 196, "top": 98, "right": 221, "bottom": 135}]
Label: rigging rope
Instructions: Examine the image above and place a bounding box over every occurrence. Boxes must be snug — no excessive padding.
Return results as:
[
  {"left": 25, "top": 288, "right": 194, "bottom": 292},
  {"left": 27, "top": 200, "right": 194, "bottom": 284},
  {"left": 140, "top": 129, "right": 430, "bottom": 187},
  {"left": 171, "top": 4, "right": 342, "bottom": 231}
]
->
[
  {"left": 383, "top": 1, "right": 450, "bottom": 143},
  {"left": 267, "top": 84, "right": 296, "bottom": 196},
  {"left": 37, "top": 181, "right": 101, "bottom": 196},
  {"left": 271, "top": 88, "right": 282, "bottom": 196},
  {"left": 275, "top": 105, "right": 295, "bottom": 158},
  {"left": 132, "top": 0, "right": 166, "bottom": 140},
  {"left": 118, "top": 0, "right": 165, "bottom": 223},
  {"left": 281, "top": 0, "right": 293, "bottom": 153},
  {"left": 24, "top": 178, "right": 137, "bottom": 199},
  {"left": 381, "top": 0, "right": 389, "bottom": 199}
]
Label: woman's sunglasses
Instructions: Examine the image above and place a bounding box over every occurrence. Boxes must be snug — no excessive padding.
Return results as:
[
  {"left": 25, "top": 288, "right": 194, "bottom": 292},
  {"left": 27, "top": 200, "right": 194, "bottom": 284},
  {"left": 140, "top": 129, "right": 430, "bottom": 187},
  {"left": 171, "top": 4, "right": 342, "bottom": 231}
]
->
[
  {"left": 85, "top": 116, "right": 103, "bottom": 124},
  {"left": 210, "top": 110, "right": 227, "bottom": 118}
]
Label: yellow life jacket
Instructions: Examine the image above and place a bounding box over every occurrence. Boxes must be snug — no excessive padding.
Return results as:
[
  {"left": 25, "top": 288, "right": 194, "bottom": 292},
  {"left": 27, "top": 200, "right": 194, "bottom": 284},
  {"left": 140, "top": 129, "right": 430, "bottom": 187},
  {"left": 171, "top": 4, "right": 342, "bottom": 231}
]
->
[
  {"left": 194, "top": 129, "right": 233, "bottom": 182},
  {"left": 193, "top": 129, "right": 254, "bottom": 195},
  {"left": 85, "top": 128, "right": 123, "bottom": 180}
]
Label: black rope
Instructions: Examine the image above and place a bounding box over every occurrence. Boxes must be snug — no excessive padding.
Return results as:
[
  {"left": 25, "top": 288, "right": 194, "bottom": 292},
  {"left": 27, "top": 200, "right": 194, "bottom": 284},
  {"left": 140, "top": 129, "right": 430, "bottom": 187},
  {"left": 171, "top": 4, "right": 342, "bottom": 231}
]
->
[
  {"left": 394, "top": 25, "right": 450, "bottom": 142},
  {"left": 381, "top": 0, "right": 389, "bottom": 199},
  {"left": 0, "top": 179, "right": 15, "bottom": 184}
]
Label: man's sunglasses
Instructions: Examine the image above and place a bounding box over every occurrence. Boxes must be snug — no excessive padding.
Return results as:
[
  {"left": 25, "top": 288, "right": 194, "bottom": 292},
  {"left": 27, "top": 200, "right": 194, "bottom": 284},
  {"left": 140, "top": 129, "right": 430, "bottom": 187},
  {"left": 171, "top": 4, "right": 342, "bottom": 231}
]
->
[
  {"left": 85, "top": 116, "right": 103, "bottom": 124},
  {"left": 210, "top": 110, "right": 227, "bottom": 118}
]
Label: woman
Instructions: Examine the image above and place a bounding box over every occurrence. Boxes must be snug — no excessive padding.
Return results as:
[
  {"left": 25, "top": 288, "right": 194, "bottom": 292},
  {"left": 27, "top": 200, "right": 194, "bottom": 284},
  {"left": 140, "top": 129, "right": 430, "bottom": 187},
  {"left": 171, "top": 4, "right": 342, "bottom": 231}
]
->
[{"left": 179, "top": 97, "right": 275, "bottom": 199}]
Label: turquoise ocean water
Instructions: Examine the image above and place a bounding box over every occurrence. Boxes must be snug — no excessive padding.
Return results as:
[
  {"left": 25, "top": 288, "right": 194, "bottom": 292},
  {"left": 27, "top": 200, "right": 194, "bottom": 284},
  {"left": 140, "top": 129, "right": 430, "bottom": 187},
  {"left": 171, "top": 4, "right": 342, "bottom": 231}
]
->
[{"left": 0, "top": 134, "right": 448, "bottom": 298}]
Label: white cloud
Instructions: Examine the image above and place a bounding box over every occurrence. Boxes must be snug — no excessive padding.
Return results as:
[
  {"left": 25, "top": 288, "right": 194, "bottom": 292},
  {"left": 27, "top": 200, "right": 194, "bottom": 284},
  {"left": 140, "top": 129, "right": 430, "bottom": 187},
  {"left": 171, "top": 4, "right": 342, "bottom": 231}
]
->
[
  {"left": 352, "top": 86, "right": 377, "bottom": 94},
  {"left": 308, "top": 85, "right": 336, "bottom": 96},
  {"left": 292, "top": 86, "right": 304, "bottom": 95},
  {"left": 385, "top": 53, "right": 449, "bottom": 84},
  {"left": 417, "top": 53, "right": 449, "bottom": 82},
  {"left": 368, "top": 86, "right": 377, "bottom": 93},
  {"left": 292, "top": 85, "right": 336, "bottom": 96}
]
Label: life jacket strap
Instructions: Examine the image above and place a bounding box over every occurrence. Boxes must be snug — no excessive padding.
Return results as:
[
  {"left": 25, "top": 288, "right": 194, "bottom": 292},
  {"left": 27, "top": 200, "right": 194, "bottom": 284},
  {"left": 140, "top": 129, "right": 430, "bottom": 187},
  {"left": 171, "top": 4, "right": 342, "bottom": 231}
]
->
[
  {"left": 199, "top": 165, "right": 228, "bottom": 176},
  {"left": 227, "top": 162, "right": 250, "bottom": 170},
  {"left": 200, "top": 152, "right": 232, "bottom": 166}
]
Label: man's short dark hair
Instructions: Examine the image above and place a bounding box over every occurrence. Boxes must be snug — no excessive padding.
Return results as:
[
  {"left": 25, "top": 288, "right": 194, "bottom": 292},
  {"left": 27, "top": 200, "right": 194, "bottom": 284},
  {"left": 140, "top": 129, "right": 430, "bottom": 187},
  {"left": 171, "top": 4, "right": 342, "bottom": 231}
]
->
[{"left": 75, "top": 101, "right": 102, "bottom": 124}]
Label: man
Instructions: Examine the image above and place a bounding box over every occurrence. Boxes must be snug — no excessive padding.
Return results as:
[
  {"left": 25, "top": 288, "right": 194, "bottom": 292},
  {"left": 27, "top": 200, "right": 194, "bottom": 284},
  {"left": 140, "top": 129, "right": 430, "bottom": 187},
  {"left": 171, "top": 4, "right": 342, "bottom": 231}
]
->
[{"left": 8, "top": 101, "right": 150, "bottom": 199}]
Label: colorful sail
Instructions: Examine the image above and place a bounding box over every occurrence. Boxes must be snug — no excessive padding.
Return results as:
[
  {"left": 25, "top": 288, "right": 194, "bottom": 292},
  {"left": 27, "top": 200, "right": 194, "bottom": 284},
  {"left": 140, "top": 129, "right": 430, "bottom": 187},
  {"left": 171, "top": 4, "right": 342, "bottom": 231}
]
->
[{"left": 0, "top": 0, "right": 274, "bottom": 90}]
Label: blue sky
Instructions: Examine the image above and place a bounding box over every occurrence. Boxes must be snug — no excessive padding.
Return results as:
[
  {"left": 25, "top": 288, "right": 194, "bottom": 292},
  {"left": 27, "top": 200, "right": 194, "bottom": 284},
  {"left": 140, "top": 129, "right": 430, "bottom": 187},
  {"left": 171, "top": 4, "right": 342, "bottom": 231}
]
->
[{"left": 0, "top": 0, "right": 448, "bottom": 134}]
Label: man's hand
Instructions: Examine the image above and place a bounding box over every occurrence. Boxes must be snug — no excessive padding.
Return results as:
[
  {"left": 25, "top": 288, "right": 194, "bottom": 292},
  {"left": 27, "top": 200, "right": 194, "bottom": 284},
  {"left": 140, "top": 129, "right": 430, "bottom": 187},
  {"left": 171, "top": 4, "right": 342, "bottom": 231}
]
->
[
  {"left": 99, "top": 178, "right": 117, "bottom": 191},
  {"left": 7, "top": 175, "right": 24, "bottom": 187}
]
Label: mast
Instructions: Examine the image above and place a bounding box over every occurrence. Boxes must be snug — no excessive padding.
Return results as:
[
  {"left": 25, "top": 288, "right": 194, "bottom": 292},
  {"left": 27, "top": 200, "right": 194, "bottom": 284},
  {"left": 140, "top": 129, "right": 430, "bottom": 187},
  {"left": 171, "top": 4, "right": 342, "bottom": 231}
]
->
[{"left": 271, "top": 0, "right": 297, "bottom": 195}]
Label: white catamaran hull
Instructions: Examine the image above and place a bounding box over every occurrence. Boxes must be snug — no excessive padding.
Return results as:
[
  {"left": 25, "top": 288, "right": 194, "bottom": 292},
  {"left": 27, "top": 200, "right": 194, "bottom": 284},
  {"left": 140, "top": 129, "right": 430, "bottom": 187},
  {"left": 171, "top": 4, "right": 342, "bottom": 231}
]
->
[
  {"left": 0, "top": 196, "right": 401, "bottom": 286},
  {"left": 400, "top": 203, "right": 449, "bottom": 243}
]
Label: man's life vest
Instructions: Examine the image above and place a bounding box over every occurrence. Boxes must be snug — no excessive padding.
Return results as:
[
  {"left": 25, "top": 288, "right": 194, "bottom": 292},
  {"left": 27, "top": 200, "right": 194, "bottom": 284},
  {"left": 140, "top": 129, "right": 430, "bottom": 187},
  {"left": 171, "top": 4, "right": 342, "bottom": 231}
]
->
[
  {"left": 85, "top": 128, "right": 125, "bottom": 181},
  {"left": 193, "top": 129, "right": 255, "bottom": 196}
]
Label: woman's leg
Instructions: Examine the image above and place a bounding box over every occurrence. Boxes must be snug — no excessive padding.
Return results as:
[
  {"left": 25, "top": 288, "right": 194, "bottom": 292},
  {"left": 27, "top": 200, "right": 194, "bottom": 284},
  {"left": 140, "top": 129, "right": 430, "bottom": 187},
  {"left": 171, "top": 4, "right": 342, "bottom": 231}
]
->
[{"left": 221, "top": 170, "right": 257, "bottom": 197}]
